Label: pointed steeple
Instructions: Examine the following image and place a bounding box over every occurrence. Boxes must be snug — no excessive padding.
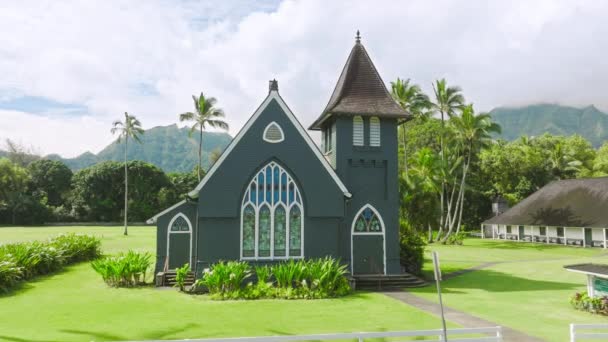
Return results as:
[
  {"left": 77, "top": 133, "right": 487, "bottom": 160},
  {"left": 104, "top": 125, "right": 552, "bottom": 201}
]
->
[{"left": 310, "top": 32, "right": 410, "bottom": 130}]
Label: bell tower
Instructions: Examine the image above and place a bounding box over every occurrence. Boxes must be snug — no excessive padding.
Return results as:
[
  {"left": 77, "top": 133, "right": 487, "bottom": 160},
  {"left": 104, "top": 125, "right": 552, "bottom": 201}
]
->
[{"left": 310, "top": 32, "right": 411, "bottom": 274}]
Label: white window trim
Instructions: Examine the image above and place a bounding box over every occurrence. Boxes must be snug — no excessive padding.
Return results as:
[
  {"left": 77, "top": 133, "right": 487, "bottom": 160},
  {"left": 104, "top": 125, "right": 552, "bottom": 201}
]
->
[
  {"left": 263, "top": 121, "right": 285, "bottom": 143},
  {"left": 240, "top": 161, "right": 304, "bottom": 261},
  {"left": 350, "top": 204, "right": 387, "bottom": 275},
  {"left": 166, "top": 212, "right": 193, "bottom": 270}
]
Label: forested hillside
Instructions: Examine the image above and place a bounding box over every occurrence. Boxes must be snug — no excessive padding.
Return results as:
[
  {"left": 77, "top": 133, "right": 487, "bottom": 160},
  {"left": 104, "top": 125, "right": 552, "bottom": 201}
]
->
[
  {"left": 490, "top": 104, "right": 608, "bottom": 147},
  {"left": 46, "top": 124, "right": 232, "bottom": 172}
]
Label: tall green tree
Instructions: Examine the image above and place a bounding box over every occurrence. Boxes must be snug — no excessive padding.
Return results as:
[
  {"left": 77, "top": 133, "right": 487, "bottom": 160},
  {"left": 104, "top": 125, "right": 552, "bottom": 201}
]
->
[
  {"left": 0, "top": 158, "right": 30, "bottom": 224},
  {"left": 179, "top": 92, "right": 229, "bottom": 181},
  {"left": 390, "top": 78, "right": 431, "bottom": 175},
  {"left": 111, "top": 112, "right": 144, "bottom": 235},
  {"left": 444, "top": 105, "right": 500, "bottom": 238},
  {"left": 431, "top": 79, "right": 465, "bottom": 236},
  {"left": 27, "top": 159, "right": 72, "bottom": 207}
]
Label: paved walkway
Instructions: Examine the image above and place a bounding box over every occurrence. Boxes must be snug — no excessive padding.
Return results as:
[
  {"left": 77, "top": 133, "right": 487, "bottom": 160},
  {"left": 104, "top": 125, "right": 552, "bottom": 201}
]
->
[{"left": 385, "top": 291, "right": 544, "bottom": 342}]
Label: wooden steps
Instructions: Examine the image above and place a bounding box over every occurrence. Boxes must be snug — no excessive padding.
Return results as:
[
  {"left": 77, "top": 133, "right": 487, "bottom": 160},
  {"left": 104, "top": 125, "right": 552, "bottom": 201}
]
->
[
  {"left": 155, "top": 271, "right": 195, "bottom": 287},
  {"left": 354, "top": 273, "right": 427, "bottom": 291}
]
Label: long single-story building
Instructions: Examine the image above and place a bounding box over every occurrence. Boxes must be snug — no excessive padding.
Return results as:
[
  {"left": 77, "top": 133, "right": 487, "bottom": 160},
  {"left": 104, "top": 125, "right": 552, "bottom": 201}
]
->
[{"left": 481, "top": 177, "right": 608, "bottom": 248}]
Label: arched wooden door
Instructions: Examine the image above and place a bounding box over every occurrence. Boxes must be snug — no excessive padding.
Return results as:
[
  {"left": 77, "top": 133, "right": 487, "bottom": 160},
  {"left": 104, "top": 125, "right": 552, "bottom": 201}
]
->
[
  {"left": 166, "top": 213, "right": 192, "bottom": 270},
  {"left": 351, "top": 204, "right": 386, "bottom": 275}
]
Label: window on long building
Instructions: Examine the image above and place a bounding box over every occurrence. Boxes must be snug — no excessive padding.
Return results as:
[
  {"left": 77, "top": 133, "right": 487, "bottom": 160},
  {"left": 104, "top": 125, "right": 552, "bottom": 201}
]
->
[
  {"left": 241, "top": 161, "right": 304, "bottom": 259},
  {"left": 539, "top": 226, "right": 546, "bottom": 235},
  {"left": 557, "top": 227, "right": 564, "bottom": 237}
]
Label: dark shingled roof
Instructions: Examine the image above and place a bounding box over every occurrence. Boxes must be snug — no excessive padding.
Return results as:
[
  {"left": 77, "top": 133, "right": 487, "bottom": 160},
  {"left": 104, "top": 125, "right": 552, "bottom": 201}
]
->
[
  {"left": 483, "top": 177, "right": 608, "bottom": 228},
  {"left": 309, "top": 39, "right": 410, "bottom": 130},
  {"left": 564, "top": 264, "right": 608, "bottom": 276}
]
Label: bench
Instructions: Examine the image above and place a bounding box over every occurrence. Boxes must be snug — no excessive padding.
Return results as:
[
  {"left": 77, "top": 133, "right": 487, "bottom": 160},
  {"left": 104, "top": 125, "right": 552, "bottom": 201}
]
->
[
  {"left": 592, "top": 240, "right": 605, "bottom": 248},
  {"left": 567, "top": 238, "right": 584, "bottom": 246}
]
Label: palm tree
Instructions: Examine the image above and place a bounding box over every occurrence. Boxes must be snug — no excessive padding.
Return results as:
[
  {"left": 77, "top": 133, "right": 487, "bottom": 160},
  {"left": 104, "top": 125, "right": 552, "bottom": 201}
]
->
[
  {"left": 431, "top": 79, "right": 465, "bottom": 234},
  {"left": 391, "top": 78, "right": 431, "bottom": 175},
  {"left": 444, "top": 104, "right": 500, "bottom": 238},
  {"left": 406, "top": 148, "right": 442, "bottom": 241},
  {"left": 179, "top": 92, "right": 229, "bottom": 181},
  {"left": 549, "top": 142, "right": 582, "bottom": 179},
  {"left": 111, "top": 112, "right": 144, "bottom": 236}
]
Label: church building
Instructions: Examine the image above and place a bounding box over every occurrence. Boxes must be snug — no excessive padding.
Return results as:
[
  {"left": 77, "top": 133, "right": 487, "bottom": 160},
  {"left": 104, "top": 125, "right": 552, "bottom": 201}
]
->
[{"left": 148, "top": 34, "right": 411, "bottom": 279}]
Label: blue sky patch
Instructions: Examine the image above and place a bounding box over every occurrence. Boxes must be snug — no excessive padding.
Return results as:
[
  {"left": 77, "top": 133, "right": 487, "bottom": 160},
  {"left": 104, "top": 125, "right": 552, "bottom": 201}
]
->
[{"left": 0, "top": 95, "right": 87, "bottom": 116}]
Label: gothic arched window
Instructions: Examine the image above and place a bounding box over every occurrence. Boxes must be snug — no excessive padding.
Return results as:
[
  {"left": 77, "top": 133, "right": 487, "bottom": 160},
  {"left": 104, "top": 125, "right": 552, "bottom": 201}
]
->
[{"left": 241, "top": 161, "right": 304, "bottom": 259}]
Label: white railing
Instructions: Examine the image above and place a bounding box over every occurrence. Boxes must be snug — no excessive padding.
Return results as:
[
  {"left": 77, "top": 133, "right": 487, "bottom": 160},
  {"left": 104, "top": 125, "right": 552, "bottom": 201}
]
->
[
  {"left": 127, "top": 326, "right": 502, "bottom": 342},
  {"left": 570, "top": 324, "right": 608, "bottom": 341}
]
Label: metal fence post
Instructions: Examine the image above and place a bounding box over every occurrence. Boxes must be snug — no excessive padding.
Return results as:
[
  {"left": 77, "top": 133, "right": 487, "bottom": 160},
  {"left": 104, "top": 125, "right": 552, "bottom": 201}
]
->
[{"left": 570, "top": 324, "right": 575, "bottom": 342}]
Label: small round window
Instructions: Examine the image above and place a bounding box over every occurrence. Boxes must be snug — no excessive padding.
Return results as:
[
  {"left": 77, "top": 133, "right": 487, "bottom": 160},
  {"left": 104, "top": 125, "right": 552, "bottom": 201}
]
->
[{"left": 263, "top": 122, "right": 284, "bottom": 143}]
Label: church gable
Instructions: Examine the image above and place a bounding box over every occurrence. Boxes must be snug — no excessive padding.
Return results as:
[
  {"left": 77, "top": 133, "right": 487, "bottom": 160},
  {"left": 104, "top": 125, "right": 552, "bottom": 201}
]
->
[{"left": 191, "top": 84, "right": 349, "bottom": 218}]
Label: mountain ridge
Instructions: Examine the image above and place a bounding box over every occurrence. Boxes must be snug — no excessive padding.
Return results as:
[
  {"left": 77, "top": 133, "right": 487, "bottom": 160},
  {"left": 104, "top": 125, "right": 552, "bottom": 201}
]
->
[{"left": 489, "top": 103, "right": 608, "bottom": 147}]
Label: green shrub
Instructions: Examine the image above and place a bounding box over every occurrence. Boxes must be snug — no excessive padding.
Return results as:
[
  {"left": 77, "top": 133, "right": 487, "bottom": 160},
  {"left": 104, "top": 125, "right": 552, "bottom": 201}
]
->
[
  {"left": 91, "top": 250, "right": 152, "bottom": 287},
  {"left": 570, "top": 292, "right": 608, "bottom": 315},
  {"left": 0, "top": 260, "right": 22, "bottom": 293},
  {"left": 50, "top": 233, "right": 101, "bottom": 263},
  {"left": 196, "top": 261, "right": 251, "bottom": 299},
  {"left": 399, "top": 227, "right": 426, "bottom": 276},
  {"left": 443, "top": 231, "right": 466, "bottom": 245},
  {"left": 174, "top": 263, "right": 190, "bottom": 292},
  {"left": 196, "top": 258, "right": 350, "bottom": 300},
  {"left": 0, "top": 234, "right": 101, "bottom": 292}
]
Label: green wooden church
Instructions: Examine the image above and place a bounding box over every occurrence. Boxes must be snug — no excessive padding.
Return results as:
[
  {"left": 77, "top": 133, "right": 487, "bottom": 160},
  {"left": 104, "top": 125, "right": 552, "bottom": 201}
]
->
[{"left": 148, "top": 33, "right": 414, "bottom": 284}]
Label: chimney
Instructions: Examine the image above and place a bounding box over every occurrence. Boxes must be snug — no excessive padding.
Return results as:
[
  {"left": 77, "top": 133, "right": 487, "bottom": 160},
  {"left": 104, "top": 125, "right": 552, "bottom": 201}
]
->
[{"left": 269, "top": 79, "right": 279, "bottom": 93}]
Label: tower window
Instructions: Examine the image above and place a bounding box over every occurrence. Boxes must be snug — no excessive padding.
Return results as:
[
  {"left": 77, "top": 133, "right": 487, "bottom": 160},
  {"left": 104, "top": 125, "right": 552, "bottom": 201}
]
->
[
  {"left": 370, "top": 116, "right": 380, "bottom": 147},
  {"left": 353, "top": 116, "right": 364, "bottom": 146}
]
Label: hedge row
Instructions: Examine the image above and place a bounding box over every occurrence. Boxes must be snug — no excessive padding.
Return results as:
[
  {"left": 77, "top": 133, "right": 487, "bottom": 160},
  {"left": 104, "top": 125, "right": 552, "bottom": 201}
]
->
[{"left": 0, "top": 233, "right": 101, "bottom": 292}]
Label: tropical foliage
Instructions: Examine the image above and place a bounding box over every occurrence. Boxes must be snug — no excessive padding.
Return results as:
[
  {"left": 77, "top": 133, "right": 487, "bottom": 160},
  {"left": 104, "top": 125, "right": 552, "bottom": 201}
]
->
[
  {"left": 195, "top": 258, "right": 351, "bottom": 300},
  {"left": 0, "top": 234, "right": 101, "bottom": 292},
  {"left": 91, "top": 250, "right": 152, "bottom": 287},
  {"left": 570, "top": 292, "right": 608, "bottom": 315}
]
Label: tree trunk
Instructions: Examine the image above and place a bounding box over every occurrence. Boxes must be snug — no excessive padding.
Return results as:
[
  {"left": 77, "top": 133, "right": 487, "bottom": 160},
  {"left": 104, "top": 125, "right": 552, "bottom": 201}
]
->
[
  {"left": 124, "top": 135, "right": 128, "bottom": 236},
  {"left": 198, "top": 127, "right": 203, "bottom": 181},
  {"left": 455, "top": 151, "right": 472, "bottom": 234},
  {"left": 438, "top": 110, "right": 446, "bottom": 237},
  {"left": 428, "top": 223, "right": 433, "bottom": 243}
]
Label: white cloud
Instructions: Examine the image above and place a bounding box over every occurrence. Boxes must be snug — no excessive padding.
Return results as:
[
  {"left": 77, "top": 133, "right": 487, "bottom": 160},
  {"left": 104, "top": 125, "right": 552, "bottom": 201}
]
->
[{"left": 1, "top": 0, "right": 608, "bottom": 157}]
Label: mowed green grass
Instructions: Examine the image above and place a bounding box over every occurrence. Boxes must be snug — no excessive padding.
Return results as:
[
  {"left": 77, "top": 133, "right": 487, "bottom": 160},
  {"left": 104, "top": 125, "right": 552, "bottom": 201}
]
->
[
  {"left": 0, "top": 226, "right": 449, "bottom": 342},
  {"left": 413, "top": 238, "right": 608, "bottom": 341}
]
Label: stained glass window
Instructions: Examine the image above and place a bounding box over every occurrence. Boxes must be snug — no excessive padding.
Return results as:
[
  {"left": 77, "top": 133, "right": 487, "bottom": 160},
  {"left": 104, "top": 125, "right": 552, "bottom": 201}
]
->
[
  {"left": 171, "top": 216, "right": 189, "bottom": 231},
  {"left": 241, "top": 162, "right": 303, "bottom": 259},
  {"left": 242, "top": 206, "right": 255, "bottom": 257},
  {"left": 353, "top": 206, "right": 383, "bottom": 233},
  {"left": 289, "top": 206, "right": 301, "bottom": 256},
  {"left": 274, "top": 206, "right": 286, "bottom": 257}
]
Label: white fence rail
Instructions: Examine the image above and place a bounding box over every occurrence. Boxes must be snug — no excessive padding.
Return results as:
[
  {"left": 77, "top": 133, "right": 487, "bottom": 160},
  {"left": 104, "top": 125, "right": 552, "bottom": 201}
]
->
[
  {"left": 570, "top": 324, "right": 608, "bottom": 341},
  {"left": 127, "top": 327, "right": 502, "bottom": 342}
]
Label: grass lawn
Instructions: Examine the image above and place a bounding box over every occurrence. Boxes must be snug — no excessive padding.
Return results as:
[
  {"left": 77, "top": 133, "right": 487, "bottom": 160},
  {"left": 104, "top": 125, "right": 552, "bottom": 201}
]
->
[
  {"left": 413, "top": 238, "right": 608, "bottom": 341},
  {"left": 0, "top": 226, "right": 451, "bottom": 342}
]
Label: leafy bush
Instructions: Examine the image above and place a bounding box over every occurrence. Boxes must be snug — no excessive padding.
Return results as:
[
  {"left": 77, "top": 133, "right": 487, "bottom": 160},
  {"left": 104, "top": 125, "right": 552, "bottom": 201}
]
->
[
  {"left": 443, "top": 231, "right": 466, "bottom": 245},
  {"left": 399, "top": 227, "right": 426, "bottom": 276},
  {"left": 0, "top": 234, "right": 101, "bottom": 292},
  {"left": 91, "top": 250, "right": 152, "bottom": 287},
  {"left": 174, "top": 263, "right": 190, "bottom": 292},
  {"left": 570, "top": 292, "right": 608, "bottom": 315},
  {"left": 50, "top": 233, "right": 101, "bottom": 263},
  {"left": 0, "top": 261, "right": 22, "bottom": 293},
  {"left": 196, "top": 261, "right": 251, "bottom": 298},
  {"left": 196, "top": 258, "right": 350, "bottom": 300}
]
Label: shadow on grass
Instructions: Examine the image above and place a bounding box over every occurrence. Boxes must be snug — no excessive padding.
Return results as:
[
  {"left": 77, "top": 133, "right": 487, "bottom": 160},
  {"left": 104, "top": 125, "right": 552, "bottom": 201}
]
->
[
  {"left": 0, "top": 266, "right": 74, "bottom": 298},
  {"left": 413, "top": 269, "right": 580, "bottom": 294},
  {"left": 61, "top": 323, "right": 203, "bottom": 341},
  {"left": 0, "top": 335, "right": 63, "bottom": 342}
]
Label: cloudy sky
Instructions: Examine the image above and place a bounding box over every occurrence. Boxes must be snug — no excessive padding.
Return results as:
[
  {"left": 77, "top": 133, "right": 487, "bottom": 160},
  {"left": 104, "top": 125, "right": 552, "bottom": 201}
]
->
[{"left": 0, "top": 0, "right": 607, "bottom": 157}]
